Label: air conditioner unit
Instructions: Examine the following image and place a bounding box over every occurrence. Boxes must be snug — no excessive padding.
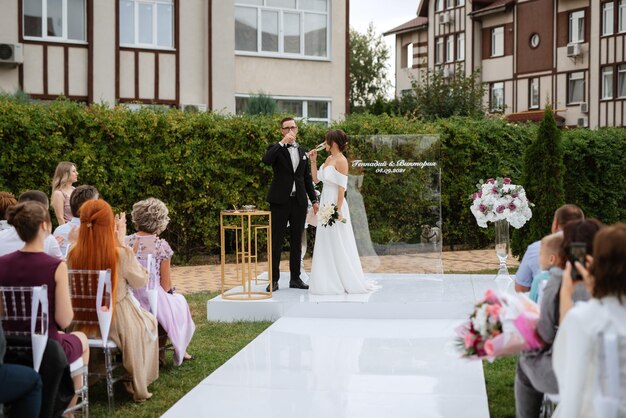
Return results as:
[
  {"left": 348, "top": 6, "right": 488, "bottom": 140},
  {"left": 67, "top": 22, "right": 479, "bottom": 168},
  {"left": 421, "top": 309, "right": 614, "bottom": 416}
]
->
[
  {"left": 181, "top": 104, "right": 208, "bottom": 113},
  {"left": 567, "top": 43, "right": 582, "bottom": 57},
  {"left": 577, "top": 117, "right": 588, "bottom": 128},
  {"left": 440, "top": 11, "right": 452, "bottom": 25},
  {"left": 580, "top": 102, "right": 589, "bottom": 113},
  {"left": 0, "top": 43, "right": 24, "bottom": 65}
]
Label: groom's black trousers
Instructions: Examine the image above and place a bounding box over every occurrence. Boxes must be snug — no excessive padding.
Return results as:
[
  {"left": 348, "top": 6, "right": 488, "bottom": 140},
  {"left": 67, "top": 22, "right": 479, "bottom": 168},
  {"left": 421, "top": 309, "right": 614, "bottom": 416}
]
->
[{"left": 270, "top": 196, "right": 307, "bottom": 283}]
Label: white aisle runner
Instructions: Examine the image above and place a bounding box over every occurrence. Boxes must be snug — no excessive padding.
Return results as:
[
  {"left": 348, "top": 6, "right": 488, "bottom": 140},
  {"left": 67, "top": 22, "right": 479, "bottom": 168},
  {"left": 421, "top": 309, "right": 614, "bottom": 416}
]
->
[{"left": 163, "top": 315, "right": 490, "bottom": 418}]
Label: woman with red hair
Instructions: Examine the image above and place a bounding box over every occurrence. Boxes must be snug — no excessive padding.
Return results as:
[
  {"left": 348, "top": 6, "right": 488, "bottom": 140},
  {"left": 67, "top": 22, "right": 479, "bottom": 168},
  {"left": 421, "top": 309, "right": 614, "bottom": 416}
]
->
[{"left": 67, "top": 199, "right": 159, "bottom": 401}]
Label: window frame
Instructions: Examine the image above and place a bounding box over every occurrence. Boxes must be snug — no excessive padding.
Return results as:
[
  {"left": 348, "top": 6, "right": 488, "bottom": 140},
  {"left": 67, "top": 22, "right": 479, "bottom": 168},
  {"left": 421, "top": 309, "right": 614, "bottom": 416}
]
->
[
  {"left": 435, "top": 36, "right": 444, "bottom": 64},
  {"left": 456, "top": 32, "right": 465, "bottom": 61},
  {"left": 602, "top": 66, "right": 614, "bottom": 100},
  {"left": 491, "top": 26, "right": 504, "bottom": 57},
  {"left": 22, "top": 0, "right": 88, "bottom": 44},
  {"left": 435, "top": 0, "right": 443, "bottom": 12},
  {"left": 234, "top": 0, "right": 331, "bottom": 61},
  {"left": 617, "top": 64, "right": 626, "bottom": 98},
  {"left": 569, "top": 10, "right": 585, "bottom": 43},
  {"left": 119, "top": 0, "right": 175, "bottom": 50},
  {"left": 445, "top": 0, "right": 454, "bottom": 10},
  {"left": 567, "top": 71, "right": 585, "bottom": 104},
  {"left": 457, "top": 0, "right": 465, "bottom": 6},
  {"left": 529, "top": 78, "right": 539, "bottom": 109},
  {"left": 603, "top": 2, "right": 614, "bottom": 36},
  {"left": 445, "top": 35, "right": 454, "bottom": 62},
  {"left": 490, "top": 82, "right": 504, "bottom": 112},
  {"left": 235, "top": 94, "right": 332, "bottom": 125}
]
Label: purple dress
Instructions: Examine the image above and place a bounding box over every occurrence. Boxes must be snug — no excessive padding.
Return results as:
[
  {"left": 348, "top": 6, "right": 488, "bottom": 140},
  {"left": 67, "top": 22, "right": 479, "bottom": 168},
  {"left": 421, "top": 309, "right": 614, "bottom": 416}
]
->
[
  {"left": 125, "top": 234, "right": 195, "bottom": 366},
  {"left": 0, "top": 251, "right": 83, "bottom": 363}
]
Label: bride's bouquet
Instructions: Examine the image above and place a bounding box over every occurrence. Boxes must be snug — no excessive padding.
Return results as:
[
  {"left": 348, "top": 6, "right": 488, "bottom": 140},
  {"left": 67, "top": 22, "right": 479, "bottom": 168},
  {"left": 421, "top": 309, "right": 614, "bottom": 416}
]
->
[
  {"left": 455, "top": 289, "right": 544, "bottom": 361},
  {"left": 318, "top": 203, "right": 347, "bottom": 227}
]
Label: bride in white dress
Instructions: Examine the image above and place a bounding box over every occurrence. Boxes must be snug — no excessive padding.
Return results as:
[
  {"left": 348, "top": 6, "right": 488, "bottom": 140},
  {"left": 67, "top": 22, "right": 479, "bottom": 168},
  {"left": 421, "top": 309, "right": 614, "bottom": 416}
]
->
[{"left": 308, "top": 130, "right": 378, "bottom": 295}]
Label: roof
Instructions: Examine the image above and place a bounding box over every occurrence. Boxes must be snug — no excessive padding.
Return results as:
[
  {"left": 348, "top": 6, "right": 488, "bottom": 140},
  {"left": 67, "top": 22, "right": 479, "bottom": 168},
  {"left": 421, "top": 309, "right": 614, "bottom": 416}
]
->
[
  {"left": 506, "top": 110, "right": 566, "bottom": 124},
  {"left": 470, "top": 0, "right": 515, "bottom": 17},
  {"left": 383, "top": 17, "right": 428, "bottom": 36}
]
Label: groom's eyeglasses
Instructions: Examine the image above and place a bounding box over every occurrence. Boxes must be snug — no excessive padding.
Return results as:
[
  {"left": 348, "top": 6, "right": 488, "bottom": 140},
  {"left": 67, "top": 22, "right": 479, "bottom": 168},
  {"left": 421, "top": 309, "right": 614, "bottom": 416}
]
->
[{"left": 282, "top": 126, "right": 298, "bottom": 131}]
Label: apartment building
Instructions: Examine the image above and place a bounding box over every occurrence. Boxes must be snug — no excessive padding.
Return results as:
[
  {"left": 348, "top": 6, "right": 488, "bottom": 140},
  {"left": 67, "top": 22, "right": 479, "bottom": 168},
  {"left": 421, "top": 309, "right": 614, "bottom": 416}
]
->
[
  {"left": 385, "top": 0, "right": 626, "bottom": 128},
  {"left": 0, "top": 0, "right": 349, "bottom": 124}
]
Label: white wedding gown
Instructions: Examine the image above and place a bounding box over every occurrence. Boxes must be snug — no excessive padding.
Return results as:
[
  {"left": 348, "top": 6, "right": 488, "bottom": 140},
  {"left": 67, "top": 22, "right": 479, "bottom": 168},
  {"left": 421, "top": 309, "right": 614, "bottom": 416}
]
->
[{"left": 309, "top": 164, "right": 379, "bottom": 295}]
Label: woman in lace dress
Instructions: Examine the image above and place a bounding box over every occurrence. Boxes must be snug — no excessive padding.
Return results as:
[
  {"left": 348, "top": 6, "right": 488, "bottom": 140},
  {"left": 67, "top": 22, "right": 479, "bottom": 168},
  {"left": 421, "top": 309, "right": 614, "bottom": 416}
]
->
[
  {"left": 308, "top": 130, "right": 378, "bottom": 295},
  {"left": 125, "top": 198, "right": 195, "bottom": 366}
]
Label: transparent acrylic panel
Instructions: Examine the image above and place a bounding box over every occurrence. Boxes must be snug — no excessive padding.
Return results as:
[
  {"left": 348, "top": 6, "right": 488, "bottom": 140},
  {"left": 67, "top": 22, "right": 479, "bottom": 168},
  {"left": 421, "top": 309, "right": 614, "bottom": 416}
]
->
[{"left": 344, "top": 134, "right": 442, "bottom": 274}]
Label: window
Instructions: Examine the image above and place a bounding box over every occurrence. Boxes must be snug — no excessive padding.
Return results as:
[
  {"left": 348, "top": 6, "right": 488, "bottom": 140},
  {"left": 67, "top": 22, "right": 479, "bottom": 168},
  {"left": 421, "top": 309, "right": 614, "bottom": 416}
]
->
[
  {"left": 435, "top": 0, "right": 443, "bottom": 12},
  {"left": 491, "top": 26, "right": 504, "bottom": 57},
  {"left": 236, "top": 95, "right": 331, "bottom": 124},
  {"left": 618, "top": 64, "right": 626, "bottom": 97},
  {"left": 120, "top": 0, "right": 174, "bottom": 48},
  {"left": 567, "top": 72, "right": 585, "bottom": 104},
  {"left": 235, "top": 0, "right": 329, "bottom": 59},
  {"left": 569, "top": 10, "right": 585, "bottom": 43},
  {"left": 446, "top": 35, "right": 454, "bottom": 62},
  {"left": 446, "top": 0, "right": 454, "bottom": 9},
  {"left": 490, "top": 82, "right": 504, "bottom": 112},
  {"left": 602, "top": 66, "right": 613, "bottom": 99},
  {"left": 458, "top": 0, "right": 465, "bottom": 6},
  {"left": 435, "top": 37, "right": 444, "bottom": 64},
  {"left": 603, "top": 2, "right": 614, "bottom": 36},
  {"left": 23, "top": 0, "right": 86, "bottom": 42},
  {"left": 457, "top": 33, "right": 465, "bottom": 61},
  {"left": 530, "top": 33, "right": 540, "bottom": 48},
  {"left": 620, "top": 0, "right": 626, "bottom": 32},
  {"left": 405, "top": 43, "right": 413, "bottom": 68},
  {"left": 529, "top": 78, "right": 539, "bottom": 109}
]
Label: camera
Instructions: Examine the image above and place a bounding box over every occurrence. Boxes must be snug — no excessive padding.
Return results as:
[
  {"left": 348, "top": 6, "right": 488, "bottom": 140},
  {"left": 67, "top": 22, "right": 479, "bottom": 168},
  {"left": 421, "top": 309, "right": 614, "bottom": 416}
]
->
[{"left": 569, "top": 242, "right": 587, "bottom": 280}]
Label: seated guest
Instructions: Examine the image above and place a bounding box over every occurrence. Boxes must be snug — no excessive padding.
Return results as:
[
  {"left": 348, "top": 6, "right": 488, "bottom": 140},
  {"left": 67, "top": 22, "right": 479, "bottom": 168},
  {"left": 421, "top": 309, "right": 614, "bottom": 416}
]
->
[
  {"left": 553, "top": 223, "right": 626, "bottom": 417},
  {"left": 0, "top": 191, "right": 62, "bottom": 258},
  {"left": 0, "top": 201, "right": 90, "bottom": 411},
  {"left": 53, "top": 185, "right": 99, "bottom": 256},
  {"left": 515, "top": 219, "right": 603, "bottom": 418},
  {"left": 0, "top": 319, "right": 42, "bottom": 418},
  {"left": 516, "top": 204, "right": 584, "bottom": 292},
  {"left": 125, "top": 198, "right": 195, "bottom": 366},
  {"left": 529, "top": 233, "right": 562, "bottom": 303},
  {"left": 0, "top": 192, "right": 17, "bottom": 231},
  {"left": 67, "top": 199, "right": 159, "bottom": 401}
]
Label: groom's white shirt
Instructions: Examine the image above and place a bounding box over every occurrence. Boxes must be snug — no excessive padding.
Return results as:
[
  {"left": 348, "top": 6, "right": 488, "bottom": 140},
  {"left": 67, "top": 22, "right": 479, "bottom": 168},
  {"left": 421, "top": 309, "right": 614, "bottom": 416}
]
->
[{"left": 280, "top": 142, "right": 300, "bottom": 193}]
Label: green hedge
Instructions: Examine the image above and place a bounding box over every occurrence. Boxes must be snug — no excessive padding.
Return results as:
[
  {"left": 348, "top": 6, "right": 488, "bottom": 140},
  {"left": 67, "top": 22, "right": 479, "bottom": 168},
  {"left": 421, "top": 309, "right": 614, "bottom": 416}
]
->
[{"left": 0, "top": 98, "right": 623, "bottom": 261}]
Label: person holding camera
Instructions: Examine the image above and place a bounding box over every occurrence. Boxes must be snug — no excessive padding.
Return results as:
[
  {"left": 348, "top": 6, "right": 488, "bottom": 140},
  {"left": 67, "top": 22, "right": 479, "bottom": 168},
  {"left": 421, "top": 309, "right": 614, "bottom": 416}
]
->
[
  {"left": 552, "top": 223, "right": 626, "bottom": 417},
  {"left": 515, "top": 219, "right": 603, "bottom": 418}
]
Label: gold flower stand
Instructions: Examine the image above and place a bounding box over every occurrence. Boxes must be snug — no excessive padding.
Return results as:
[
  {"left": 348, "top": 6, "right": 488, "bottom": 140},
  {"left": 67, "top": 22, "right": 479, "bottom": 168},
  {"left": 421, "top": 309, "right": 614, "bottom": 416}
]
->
[{"left": 220, "top": 210, "right": 272, "bottom": 300}]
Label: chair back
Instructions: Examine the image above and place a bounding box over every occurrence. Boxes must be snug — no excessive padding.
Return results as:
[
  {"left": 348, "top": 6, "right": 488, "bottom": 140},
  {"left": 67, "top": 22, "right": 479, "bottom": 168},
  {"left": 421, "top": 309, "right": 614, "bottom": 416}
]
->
[
  {"left": 0, "top": 285, "right": 49, "bottom": 372},
  {"left": 68, "top": 269, "right": 112, "bottom": 347},
  {"left": 134, "top": 253, "right": 158, "bottom": 317}
]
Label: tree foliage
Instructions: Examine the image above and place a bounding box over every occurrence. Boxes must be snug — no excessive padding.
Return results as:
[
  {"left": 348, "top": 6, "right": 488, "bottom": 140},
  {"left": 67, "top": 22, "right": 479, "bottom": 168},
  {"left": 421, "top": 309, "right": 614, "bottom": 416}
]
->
[
  {"left": 408, "top": 66, "right": 485, "bottom": 120},
  {"left": 512, "top": 105, "right": 565, "bottom": 255},
  {"left": 349, "top": 23, "right": 391, "bottom": 110},
  {"left": 245, "top": 93, "right": 277, "bottom": 115}
]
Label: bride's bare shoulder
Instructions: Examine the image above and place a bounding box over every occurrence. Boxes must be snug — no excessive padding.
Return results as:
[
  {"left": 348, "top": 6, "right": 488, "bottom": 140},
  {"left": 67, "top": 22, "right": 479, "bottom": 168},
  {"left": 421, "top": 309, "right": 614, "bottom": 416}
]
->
[{"left": 335, "top": 157, "right": 348, "bottom": 175}]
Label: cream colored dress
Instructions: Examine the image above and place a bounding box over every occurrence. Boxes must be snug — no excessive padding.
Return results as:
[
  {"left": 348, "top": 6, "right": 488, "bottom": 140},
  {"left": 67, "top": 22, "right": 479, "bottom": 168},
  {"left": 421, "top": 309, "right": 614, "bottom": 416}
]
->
[{"left": 110, "top": 246, "right": 159, "bottom": 401}]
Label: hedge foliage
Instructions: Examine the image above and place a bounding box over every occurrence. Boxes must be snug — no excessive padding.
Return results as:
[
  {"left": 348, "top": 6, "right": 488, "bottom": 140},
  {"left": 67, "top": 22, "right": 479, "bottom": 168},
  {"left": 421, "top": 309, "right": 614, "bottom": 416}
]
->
[{"left": 0, "top": 98, "right": 624, "bottom": 261}]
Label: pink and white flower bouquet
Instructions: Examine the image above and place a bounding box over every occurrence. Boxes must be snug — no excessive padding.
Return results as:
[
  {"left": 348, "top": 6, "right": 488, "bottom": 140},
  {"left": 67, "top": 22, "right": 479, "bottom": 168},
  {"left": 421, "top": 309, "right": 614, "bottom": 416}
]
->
[
  {"left": 455, "top": 289, "right": 544, "bottom": 361},
  {"left": 470, "top": 177, "right": 533, "bottom": 229}
]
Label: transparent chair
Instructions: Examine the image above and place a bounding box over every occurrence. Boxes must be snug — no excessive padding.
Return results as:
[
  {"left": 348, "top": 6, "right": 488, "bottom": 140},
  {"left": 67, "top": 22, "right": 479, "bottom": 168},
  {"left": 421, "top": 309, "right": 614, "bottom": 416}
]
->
[
  {"left": 68, "top": 269, "right": 121, "bottom": 410},
  {"left": 0, "top": 285, "right": 90, "bottom": 416}
]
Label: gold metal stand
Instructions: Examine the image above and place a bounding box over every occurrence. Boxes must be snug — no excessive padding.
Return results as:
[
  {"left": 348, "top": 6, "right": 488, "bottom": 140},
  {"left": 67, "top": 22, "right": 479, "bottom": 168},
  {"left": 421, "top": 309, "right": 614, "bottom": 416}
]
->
[{"left": 220, "top": 210, "right": 272, "bottom": 300}]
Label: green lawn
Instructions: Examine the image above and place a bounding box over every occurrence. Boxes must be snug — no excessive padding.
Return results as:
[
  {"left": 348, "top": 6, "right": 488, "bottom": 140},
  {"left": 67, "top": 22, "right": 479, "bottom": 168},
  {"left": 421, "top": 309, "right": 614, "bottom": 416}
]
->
[{"left": 89, "top": 289, "right": 518, "bottom": 417}]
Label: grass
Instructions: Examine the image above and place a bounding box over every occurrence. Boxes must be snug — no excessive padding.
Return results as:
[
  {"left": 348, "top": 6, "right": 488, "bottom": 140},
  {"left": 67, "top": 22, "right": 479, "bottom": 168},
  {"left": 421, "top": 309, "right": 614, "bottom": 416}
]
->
[
  {"left": 89, "top": 292, "right": 272, "bottom": 418},
  {"left": 88, "top": 279, "right": 520, "bottom": 417}
]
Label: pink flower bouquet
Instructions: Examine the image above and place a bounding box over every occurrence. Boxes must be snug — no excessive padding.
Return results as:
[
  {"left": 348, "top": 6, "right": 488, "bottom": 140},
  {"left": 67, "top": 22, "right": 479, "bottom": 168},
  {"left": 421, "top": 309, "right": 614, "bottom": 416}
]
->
[{"left": 456, "top": 289, "right": 544, "bottom": 361}]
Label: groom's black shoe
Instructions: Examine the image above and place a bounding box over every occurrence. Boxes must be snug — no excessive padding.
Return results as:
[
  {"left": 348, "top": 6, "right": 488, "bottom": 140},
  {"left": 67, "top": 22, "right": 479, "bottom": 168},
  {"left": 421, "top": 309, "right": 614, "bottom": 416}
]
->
[
  {"left": 289, "top": 278, "right": 309, "bottom": 289},
  {"left": 266, "top": 282, "right": 279, "bottom": 292}
]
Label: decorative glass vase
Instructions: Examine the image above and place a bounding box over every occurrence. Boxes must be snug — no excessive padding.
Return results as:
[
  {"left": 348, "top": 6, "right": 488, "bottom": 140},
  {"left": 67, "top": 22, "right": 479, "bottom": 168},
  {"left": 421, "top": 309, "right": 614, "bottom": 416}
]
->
[{"left": 494, "top": 219, "right": 512, "bottom": 283}]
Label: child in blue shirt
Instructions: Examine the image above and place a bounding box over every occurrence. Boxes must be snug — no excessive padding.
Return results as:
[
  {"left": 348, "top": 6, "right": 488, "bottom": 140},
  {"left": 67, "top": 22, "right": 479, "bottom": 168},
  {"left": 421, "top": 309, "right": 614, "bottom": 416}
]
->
[{"left": 529, "top": 233, "right": 562, "bottom": 303}]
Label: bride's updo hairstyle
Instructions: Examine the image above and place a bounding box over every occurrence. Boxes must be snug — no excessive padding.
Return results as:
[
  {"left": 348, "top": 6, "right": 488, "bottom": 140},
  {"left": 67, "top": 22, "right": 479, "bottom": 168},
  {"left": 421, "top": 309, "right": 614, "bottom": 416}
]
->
[{"left": 325, "top": 129, "right": 349, "bottom": 152}]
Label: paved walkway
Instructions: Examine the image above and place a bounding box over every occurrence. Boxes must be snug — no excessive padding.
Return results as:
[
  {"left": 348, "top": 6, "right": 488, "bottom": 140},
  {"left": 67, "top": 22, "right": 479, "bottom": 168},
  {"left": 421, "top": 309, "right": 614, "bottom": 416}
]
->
[{"left": 171, "top": 249, "right": 520, "bottom": 294}]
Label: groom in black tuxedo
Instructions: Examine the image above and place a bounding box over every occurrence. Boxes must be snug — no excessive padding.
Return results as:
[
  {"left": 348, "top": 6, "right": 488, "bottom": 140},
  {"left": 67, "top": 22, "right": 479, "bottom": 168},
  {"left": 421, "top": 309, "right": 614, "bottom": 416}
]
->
[{"left": 262, "top": 117, "right": 319, "bottom": 292}]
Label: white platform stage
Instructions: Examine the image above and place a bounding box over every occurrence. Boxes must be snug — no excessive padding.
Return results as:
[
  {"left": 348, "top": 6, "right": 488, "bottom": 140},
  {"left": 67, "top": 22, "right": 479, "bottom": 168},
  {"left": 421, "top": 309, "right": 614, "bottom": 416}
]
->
[{"left": 164, "top": 275, "right": 510, "bottom": 417}]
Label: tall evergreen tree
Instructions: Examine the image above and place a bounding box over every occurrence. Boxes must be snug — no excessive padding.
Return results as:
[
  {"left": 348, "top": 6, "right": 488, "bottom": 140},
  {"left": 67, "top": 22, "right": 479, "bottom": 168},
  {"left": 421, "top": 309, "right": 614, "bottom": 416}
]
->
[{"left": 513, "top": 105, "right": 565, "bottom": 255}]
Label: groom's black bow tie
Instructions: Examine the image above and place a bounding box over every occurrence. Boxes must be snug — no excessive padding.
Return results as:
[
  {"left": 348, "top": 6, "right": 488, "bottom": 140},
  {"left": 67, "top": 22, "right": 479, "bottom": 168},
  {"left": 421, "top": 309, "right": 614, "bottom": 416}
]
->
[{"left": 286, "top": 143, "right": 298, "bottom": 149}]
